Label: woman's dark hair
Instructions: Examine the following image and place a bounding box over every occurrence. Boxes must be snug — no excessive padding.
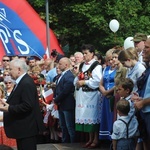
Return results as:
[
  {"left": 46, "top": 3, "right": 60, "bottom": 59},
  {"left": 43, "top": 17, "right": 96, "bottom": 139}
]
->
[
  {"left": 118, "top": 78, "right": 134, "bottom": 93},
  {"left": 95, "top": 53, "right": 105, "bottom": 65},
  {"left": 81, "top": 44, "right": 95, "bottom": 54}
]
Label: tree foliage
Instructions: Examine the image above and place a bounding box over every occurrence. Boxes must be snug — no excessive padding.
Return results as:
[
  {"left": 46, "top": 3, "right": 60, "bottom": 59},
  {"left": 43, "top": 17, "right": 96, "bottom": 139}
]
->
[{"left": 27, "top": 0, "right": 150, "bottom": 55}]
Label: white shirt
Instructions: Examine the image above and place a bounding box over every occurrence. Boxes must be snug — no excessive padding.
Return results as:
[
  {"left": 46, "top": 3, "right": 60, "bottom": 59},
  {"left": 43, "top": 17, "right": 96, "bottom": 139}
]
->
[
  {"left": 111, "top": 115, "right": 139, "bottom": 140},
  {"left": 125, "top": 95, "right": 135, "bottom": 117},
  {"left": 74, "top": 59, "right": 102, "bottom": 89},
  {"left": 126, "top": 62, "right": 146, "bottom": 92},
  {"left": 56, "top": 69, "right": 69, "bottom": 84},
  {"left": 15, "top": 73, "right": 26, "bottom": 85}
]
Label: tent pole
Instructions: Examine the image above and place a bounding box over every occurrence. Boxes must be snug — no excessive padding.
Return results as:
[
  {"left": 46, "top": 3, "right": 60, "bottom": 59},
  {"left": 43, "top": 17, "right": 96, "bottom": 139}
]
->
[{"left": 46, "top": 0, "right": 50, "bottom": 55}]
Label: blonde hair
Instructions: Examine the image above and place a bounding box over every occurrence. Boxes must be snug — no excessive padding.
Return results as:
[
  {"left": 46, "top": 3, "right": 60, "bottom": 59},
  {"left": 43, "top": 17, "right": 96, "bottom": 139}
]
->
[
  {"left": 0, "top": 86, "right": 5, "bottom": 99},
  {"left": 31, "top": 65, "right": 41, "bottom": 73},
  {"left": 105, "top": 48, "right": 114, "bottom": 62}
]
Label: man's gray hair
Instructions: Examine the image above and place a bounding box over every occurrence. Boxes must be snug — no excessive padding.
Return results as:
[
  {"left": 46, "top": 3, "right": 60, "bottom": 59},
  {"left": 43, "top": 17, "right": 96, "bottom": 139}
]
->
[
  {"left": 11, "top": 59, "right": 28, "bottom": 72},
  {"left": 74, "top": 52, "right": 83, "bottom": 57}
]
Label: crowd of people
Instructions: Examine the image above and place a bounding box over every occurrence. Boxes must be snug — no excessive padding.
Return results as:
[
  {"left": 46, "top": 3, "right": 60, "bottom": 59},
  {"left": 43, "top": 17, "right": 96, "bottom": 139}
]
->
[{"left": 0, "top": 33, "right": 149, "bottom": 150}]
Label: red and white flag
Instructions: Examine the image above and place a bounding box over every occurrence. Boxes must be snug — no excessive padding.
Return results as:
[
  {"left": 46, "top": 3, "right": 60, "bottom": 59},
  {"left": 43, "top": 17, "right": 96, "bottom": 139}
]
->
[{"left": 42, "top": 88, "right": 53, "bottom": 104}]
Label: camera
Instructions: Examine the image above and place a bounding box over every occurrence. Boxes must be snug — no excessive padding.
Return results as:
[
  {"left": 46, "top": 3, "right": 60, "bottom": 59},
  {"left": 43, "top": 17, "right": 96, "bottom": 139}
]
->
[{"left": 51, "top": 49, "right": 58, "bottom": 57}]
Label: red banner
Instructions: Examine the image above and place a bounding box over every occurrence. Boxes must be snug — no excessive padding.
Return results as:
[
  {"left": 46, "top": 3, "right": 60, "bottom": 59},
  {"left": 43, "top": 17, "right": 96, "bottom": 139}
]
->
[{"left": 0, "top": 0, "right": 64, "bottom": 60}]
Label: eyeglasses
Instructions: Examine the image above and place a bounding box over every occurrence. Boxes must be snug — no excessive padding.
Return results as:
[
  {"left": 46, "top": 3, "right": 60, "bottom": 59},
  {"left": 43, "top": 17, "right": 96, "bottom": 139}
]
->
[
  {"left": 5, "top": 82, "right": 12, "bottom": 84},
  {"left": 3, "top": 59, "right": 10, "bottom": 62}
]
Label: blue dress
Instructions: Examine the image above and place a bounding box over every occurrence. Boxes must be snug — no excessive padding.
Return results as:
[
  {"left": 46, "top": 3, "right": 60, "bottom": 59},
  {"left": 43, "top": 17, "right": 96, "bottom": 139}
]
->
[{"left": 99, "top": 66, "right": 116, "bottom": 140}]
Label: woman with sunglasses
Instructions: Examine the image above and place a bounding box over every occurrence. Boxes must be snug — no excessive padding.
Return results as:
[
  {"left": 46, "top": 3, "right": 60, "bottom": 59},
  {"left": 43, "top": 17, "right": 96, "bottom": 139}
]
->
[
  {"left": 71, "top": 63, "right": 80, "bottom": 76},
  {"left": 3, "top": 70, "right": 10, "bottom": 77},
  {"left": 4, "top": 76, "right": 15, "bottom": 99}
]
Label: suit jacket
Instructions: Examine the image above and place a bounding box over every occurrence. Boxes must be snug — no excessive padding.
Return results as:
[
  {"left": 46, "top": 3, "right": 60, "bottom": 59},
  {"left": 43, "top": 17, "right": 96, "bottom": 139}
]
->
[
  {"left": 4, "top": 74, "right": 45, "bottom": 139},
  {"left": 54, "top": 70, "right": 75, "bottom": 110}
]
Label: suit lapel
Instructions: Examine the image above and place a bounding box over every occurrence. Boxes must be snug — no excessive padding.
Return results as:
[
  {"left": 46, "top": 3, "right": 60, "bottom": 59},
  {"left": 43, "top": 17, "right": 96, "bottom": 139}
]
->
[
  {"left": 57, "top": 70, "right": 70, "bottom": 85},
  {"left": 6, "top": 74, "right": 27, "bottom": 102}
]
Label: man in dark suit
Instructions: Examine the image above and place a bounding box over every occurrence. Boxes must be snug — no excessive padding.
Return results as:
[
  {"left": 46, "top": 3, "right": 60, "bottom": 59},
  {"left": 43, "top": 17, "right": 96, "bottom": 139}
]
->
[
  {"left": 54, "top": 57, "right": 76, "bottom": 143},
  {"left": 0, "top": 59, "right": 45, "bottom": 150}
]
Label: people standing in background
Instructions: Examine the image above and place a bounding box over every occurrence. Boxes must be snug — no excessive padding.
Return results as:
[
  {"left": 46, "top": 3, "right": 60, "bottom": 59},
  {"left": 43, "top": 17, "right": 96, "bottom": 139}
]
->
[
  {"left": 41, "top": 58, "right": 52, "bottom": 78},
  {"left": 41, "top": 64, "right": 62, "bottom": 143},
  {"left": 111, "top": 99, "right": 139, "bottom": 150},
  {"left": 4, "top": 65, "right": 10, "bottom": 72},
  {"left": 131, "top": 38, "right": 150, "bottom": 150},
  {"left": 71, "top": 63, "right": 80, "bottom": 77},
  {"left": 69, "top": 55, "right": 76, "bottom": 68},
  {"left": 74, "top": 52, "right": 84, "bottom": 64},
  {"left": 74, "top": 44, "right": 102, "bottom": 148},
  {"left": 54, "top": 57, "right": 76, "bottom": 143},
  {"left": 112, "top": 48, "right": 127, "bottom": 121},
  {"left": 46, "top": 55, "right": 64, "bottom": 83},
  {"left": 27, "top": 56, "right": 36, "bottom": 72},
  {"left": 94, "top": 53, "right": 105, "bottom": 69},
  {"left": 1, "top": 56, "right": 11, "bottom": 73},
  {"left": 117, "top": 78, "right": 135, "bottom": 118},
  {"left": 117, "top": 46, "right": 145, "bottom": 149},
  {"left": 0, "top": 59, "right": 45, "bottom": 150},
  {"left": 3, "top": 70, "right": 10, "bottom": 78},
  {"left": 3, "top": 76, "right": 15, "bottom": 99},
  {"left": 0, "top": 86, "right": 16, "bottom": 147},
  {"left": 132, "top": 33, "right": 147, "bottom": 64},
  {"left": 11, "top": 55, "right": 19, "bottom": 60},
  {"left": 99, "top": 48, "right": 116, "bottom": 140},
  {"left": 118, "top": 47, "right": 146, "bottom": 92}
]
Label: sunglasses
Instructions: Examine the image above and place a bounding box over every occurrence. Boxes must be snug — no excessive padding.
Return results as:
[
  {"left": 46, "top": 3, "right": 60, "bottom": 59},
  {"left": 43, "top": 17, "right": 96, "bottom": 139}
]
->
[
  {"left": 5, "top": 82, "right": 12, "bottom": 84},
  {"left": 3, "top": 59, "right": 10, "bottom": 62},
  {"left": 3, "top": 74, "right": 9, "bottom": 76},
  {"left": 73, "top": 66, "right": 78, "bottom": 70}
]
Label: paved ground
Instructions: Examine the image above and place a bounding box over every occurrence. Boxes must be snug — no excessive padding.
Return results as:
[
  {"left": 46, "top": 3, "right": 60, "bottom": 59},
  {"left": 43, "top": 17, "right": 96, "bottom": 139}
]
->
[{"left": 13, "top": 141, "right": 111, "bottom": 150}]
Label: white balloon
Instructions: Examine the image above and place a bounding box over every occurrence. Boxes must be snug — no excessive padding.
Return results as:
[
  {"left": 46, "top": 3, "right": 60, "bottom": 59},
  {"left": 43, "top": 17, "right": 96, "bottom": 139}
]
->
[
  {"left": 109, "top": 19, "right": 120, "bottom": 33},
  {"left": 124, "top": 37, "right": 135, "bottom": 50}
]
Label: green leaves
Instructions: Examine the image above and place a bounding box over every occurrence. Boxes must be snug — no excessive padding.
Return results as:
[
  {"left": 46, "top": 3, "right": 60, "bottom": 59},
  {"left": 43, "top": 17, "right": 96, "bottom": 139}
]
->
[{"left": 28, "top": 0, "right": 150, "bottom": 55}]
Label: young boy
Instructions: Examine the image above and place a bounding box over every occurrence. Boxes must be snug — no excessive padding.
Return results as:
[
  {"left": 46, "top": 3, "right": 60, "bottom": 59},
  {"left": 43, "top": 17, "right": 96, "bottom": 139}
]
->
[
  {"left": 111, "top": 99, "right": 139, "bottom": 150},
  {"left": 116, "top": 78, "right": 135, "bottom": 117}
]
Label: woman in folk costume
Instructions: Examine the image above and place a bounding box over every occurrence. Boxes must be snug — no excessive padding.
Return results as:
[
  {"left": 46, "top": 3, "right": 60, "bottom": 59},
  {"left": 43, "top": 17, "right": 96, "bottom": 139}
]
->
[
  {"left": 99, "top": 49, "right": 117, "bottom": 140},
  {"left": 74, "top": 44, "right": 102, "bottom": 148}
]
